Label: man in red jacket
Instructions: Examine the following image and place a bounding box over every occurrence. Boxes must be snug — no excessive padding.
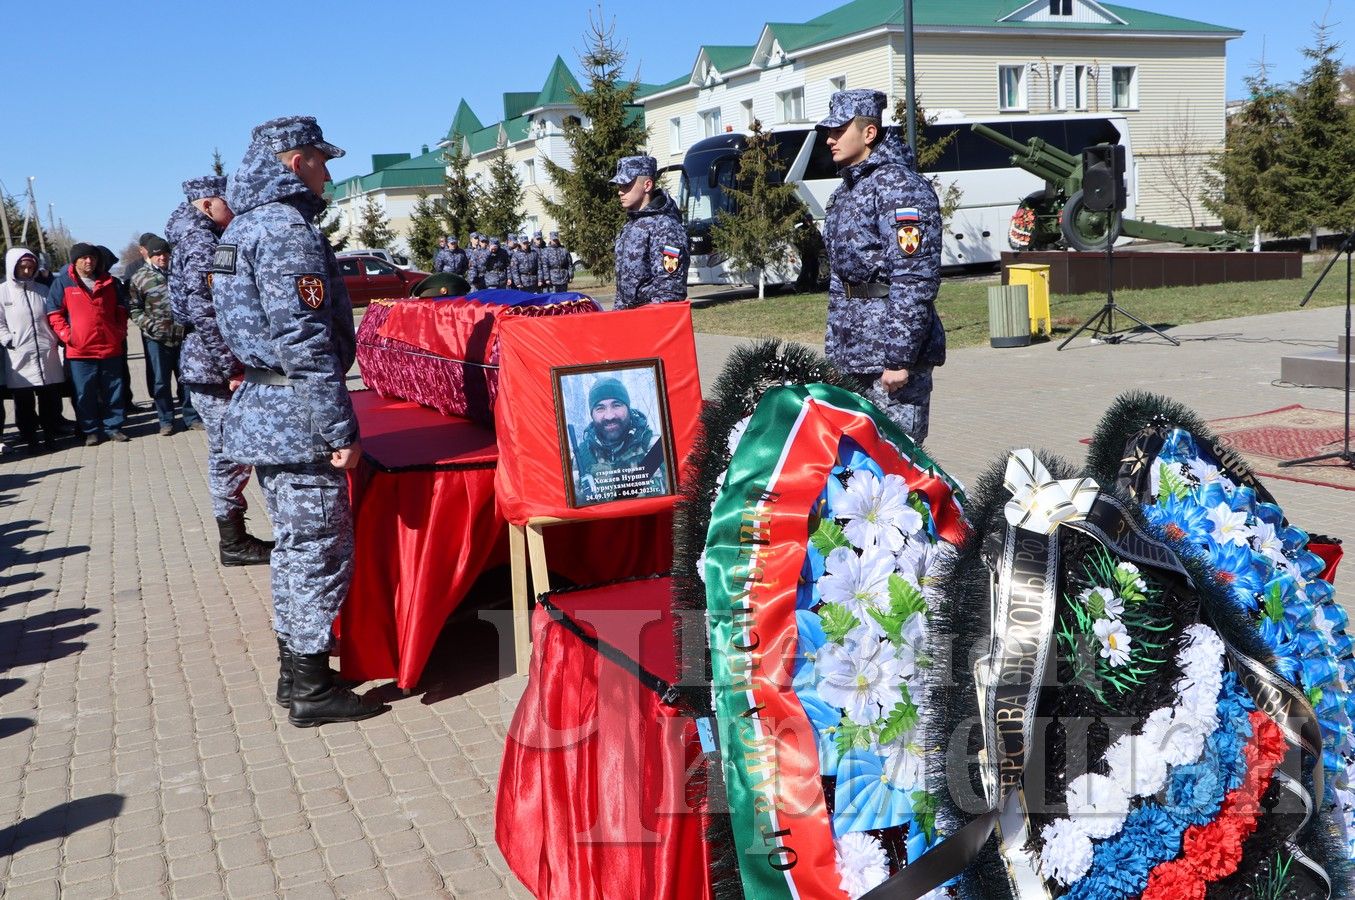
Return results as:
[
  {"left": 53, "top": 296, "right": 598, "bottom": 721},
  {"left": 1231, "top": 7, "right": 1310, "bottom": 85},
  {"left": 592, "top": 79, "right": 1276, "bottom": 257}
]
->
[{"left": 45, "top": 243, "right": 131, "bottom": 445}]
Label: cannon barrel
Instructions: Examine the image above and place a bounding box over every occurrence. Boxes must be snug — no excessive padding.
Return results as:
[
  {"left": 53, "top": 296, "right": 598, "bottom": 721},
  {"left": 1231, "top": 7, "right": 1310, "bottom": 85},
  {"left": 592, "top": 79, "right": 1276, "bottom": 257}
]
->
[{"left": 970, "top": 123, "right": 1082, "bottom": 184}]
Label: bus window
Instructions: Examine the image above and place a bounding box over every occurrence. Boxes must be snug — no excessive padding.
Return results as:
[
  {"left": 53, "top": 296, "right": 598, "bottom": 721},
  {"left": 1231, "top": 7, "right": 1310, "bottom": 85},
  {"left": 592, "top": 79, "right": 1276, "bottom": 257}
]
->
[
  {"left": 1065, "top": 119, "right": 1120, "bottom": 152},
  {"left": 803, "top": 130, "right": 838, "bottom": 181},
  {"left": 921, "top": 124, "right": 962, "bottom": 173},
  {"left": 955, "top": 124, "right": 1017, "bottom": 171}
]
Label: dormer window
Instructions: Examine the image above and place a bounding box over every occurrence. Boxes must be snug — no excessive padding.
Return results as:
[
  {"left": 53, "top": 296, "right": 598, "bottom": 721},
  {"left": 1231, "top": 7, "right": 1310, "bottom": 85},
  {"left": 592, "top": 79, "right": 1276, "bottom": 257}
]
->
[{"left": 1049, "top": 0, "right": 1072, "bottom": 14}]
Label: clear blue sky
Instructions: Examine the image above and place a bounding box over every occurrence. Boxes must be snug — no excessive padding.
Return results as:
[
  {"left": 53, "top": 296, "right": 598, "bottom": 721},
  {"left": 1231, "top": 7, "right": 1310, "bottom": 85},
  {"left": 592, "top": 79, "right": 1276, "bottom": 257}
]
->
[{"left": 2, "top": 0, "right": 1343, "bottom": 252}]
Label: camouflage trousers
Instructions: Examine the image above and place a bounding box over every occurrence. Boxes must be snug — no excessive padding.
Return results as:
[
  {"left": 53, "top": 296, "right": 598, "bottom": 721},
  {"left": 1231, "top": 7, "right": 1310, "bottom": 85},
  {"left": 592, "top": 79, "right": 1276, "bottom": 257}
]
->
[
  {"left": 187, "top": 384, "right": 251, "bottom": 519},
  {"left": 255, "top": 461, "right": 354, "bottom": 655},
  {"left": 850, "top": 368, "right": 934, "bottom": 445}
]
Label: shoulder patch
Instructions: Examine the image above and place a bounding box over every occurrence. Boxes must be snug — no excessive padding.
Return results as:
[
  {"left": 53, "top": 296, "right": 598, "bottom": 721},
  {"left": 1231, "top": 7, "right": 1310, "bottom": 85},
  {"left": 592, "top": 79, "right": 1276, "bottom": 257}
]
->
[
  {"left": 210, "top": 244, "right": 237, "bottom": 275},
  {"left": 295, "top": 274, "right": 326, "bottom": 309},
  {"left": 661, "top": 244, "right": 684, "bottom": 274},
  {"left": 894, "top": 207, "right": 921, "bottom": 223}
]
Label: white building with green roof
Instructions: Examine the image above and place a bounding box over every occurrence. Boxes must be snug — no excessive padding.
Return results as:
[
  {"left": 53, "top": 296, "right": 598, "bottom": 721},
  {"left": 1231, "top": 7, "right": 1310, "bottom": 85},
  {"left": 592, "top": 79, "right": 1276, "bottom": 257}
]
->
[{"left": 638, "top": 0, "right": 1242, "bottom": 228}]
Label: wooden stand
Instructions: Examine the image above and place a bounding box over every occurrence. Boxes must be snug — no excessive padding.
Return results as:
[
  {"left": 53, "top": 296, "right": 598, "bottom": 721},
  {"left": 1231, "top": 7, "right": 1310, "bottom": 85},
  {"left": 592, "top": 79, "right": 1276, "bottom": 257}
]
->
[{"left": 509, "top": 516, "right": 565, "bottom": 676}]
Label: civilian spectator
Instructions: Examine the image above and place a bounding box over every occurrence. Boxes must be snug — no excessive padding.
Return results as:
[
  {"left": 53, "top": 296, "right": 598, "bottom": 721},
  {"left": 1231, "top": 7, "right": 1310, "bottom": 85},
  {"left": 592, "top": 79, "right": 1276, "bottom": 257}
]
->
[
  {"left": 129, "top": 236, "right": 198, "bottom": 435},
  {"left": 46, "top": 243, "right": 130, "bottom": 445},
  {"left": 0, "top": 248, "right": 66, "bottom": 453}
]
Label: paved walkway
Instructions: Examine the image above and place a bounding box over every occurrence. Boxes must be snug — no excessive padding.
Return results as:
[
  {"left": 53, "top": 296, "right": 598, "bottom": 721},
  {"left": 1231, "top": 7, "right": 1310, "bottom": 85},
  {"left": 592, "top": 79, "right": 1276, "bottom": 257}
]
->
[{"left": 0, "top": 301, "right": 1350, "bottom": 897}]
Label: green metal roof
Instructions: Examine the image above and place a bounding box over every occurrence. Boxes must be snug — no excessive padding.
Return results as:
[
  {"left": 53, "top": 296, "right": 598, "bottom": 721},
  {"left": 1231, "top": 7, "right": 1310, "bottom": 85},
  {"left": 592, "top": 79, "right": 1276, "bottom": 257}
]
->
[
  {"left": 329, "top": 147, "right": 447, "bottom": 200},
  {"left": 502, "top": 92, "right": 539, "bottom": 121},
  {"left": 467, "top": 124, "right": 501, "bottom": 155},
  {"left": 371, "top": 153, "right": 411, "bottom": 172},
  {"left": 502, "top": 115, "right": 531, "bottom": 144},
  {"left": 786, "top": 0, "right": 1238, "bottom": 44},
  {"left": 635, "top": 75, "right": 690, "bottom": 98},
  {"left": 534, "top": 56, "right": 582, "bottom": 107},
  {"left": 700, "top": 45, "right": 757, "bottom": 71},
  {"left": 763, "top": 22, "right": 830, "bottom": 51},
  {"left": 444, "top": 100, "right": 483, "bottom": 143}
]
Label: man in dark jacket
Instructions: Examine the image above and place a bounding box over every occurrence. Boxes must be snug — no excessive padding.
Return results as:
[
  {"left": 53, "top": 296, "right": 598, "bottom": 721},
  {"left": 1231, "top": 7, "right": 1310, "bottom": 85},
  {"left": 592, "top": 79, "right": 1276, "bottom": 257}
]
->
[
  {"left": 46, "top": 243, "right": 131, "bottom": 444},
  {"left": 167, "top": 175, "right": 273, "bottom": 567},
  {"left": 213, "top": 115, "right": 387, "bottom": 727},
  {"left": 610, "top": 155, "right": 689, "bottom": 309}
]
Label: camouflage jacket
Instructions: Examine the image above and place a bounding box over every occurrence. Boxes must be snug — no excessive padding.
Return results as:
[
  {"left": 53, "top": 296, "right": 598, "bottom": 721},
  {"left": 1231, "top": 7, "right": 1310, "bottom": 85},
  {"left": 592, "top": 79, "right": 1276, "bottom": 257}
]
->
[
  {"left": 480, "top": 248, "right": 510, "bottom": 288},
  {"left": 541, "top": 245, "right": 572, "bottom": 285},
  {"left": 824, "top": 128, "right": 944, "bottom": 374},
  {"left": 613, "top": 190, "right": 688, "bottom": 310},
  {"left": 212, "top": 140, "right": 357, "bottom": 465},
  {"left": 572, "top": 408, "right": 666, "bottom": 504},
  {"left": 129, "top": 262, "right": 185, "bottom": 346},
  {"left": 167, "top": 201, "right": 241, "bottom": 384},
  {"left": 508, "top": 247, "right": 541, "bottom": 289}
]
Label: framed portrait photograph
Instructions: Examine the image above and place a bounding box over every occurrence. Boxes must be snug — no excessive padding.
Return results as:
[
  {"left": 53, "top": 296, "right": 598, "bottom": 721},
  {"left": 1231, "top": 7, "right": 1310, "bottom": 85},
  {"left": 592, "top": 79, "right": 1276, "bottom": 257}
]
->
[{"left": 551, "top": 359, "right": 678, "bottom": 509}]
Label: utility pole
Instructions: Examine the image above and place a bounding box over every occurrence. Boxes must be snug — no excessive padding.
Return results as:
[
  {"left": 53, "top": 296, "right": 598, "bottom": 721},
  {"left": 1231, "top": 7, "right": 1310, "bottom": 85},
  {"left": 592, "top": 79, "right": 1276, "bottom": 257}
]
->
[{"left": 903, "top": 0, "right": 918, "bottom": 154}]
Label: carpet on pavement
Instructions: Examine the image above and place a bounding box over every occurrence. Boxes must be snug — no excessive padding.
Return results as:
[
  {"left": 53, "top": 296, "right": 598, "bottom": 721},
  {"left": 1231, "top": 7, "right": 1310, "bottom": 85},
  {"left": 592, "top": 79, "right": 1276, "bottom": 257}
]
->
[{"left": 1207, "top": 404, "right": 1355, "bottom": 492}]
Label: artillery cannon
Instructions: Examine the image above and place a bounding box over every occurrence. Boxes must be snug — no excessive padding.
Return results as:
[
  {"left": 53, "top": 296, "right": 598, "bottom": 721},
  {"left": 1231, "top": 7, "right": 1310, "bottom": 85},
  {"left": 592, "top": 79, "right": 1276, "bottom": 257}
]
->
[{"left": 970, "top": 122, "right": 1247, "bottom": 252}]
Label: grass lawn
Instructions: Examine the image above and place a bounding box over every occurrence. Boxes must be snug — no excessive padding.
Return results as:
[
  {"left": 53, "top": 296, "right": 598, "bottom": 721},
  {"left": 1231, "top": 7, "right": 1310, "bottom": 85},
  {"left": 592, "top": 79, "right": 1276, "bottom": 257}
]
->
[{"left": 690, "top": 257, "right": 1349, "bottom": 349}]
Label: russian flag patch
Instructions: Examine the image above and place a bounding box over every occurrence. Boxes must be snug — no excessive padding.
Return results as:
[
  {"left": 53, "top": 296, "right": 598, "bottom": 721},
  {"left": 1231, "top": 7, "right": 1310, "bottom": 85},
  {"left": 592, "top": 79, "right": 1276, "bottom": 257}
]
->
[
  {"left": 662, "top": 245, "right": 683, "bottom": 257},
  {"left": 894, "top": 207, "right": 920, "bottom": 223}
]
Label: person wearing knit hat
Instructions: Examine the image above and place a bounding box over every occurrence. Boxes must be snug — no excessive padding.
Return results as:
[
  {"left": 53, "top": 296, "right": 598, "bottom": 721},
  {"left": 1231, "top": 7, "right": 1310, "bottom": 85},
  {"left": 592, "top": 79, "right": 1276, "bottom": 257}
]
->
[{"left": 164, "top": 173, "right": 272, "bottom": 569}]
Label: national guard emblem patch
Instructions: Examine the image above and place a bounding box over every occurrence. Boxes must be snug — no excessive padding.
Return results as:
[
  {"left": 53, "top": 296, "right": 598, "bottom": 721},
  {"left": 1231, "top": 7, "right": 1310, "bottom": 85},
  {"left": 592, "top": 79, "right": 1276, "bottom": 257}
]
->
[
  {"left": 295, "top": 274, "right": 325, "bottom": 309},
  {"left": 897, "top": 225, "right": 922, "bottom": 255},
  {"left": 661, "top": 244, "right": 683, "bottom": 274}
]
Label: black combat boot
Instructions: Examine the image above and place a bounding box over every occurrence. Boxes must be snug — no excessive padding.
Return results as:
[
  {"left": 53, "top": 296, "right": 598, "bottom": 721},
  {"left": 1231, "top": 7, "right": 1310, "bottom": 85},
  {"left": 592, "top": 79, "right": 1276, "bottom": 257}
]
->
[
  {"left": 287, "top": 653, "right": 389, "bottom": 728},
  {"left": 217, "top": 511, "right": 274, "bottom": 567},
  {"left": 275, "top": 636, "right": 295, "bottom": 708}
]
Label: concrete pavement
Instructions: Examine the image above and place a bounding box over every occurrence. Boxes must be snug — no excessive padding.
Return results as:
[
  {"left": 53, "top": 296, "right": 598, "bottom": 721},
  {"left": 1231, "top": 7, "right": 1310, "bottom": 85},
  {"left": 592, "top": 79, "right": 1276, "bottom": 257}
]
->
[{"left": 0, "top": 300, "right": 1351, "bottom": 897}]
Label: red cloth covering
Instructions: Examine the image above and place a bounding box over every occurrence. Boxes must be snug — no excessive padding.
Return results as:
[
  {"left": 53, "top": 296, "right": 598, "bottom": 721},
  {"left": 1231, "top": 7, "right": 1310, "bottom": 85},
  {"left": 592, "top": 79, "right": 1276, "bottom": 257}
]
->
[
  {"left": 357, "top": 295, "right": 600, "bottom": 425},
  {"left": 494, "top": 303, "right": 703, "bottom": 525},
  {"left": 341, "top": 390, "right": 673, "bottom": 689},
  {"left": 1311, "top": 540, "right": 1343, "bottom": 584},
  {"left": 496, "top": 577, "right": 712, "bottom": 900}
]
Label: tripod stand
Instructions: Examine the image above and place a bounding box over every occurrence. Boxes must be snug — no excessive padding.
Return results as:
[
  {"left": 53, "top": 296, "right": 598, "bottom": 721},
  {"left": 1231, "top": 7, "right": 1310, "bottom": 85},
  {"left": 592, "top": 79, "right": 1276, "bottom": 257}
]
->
[
  {"left": 1279, "top": 231, "right": 1355, "bottom": 470},
  {"left": 1058, "top": 220, "right": 1180, "bottom": 350}
]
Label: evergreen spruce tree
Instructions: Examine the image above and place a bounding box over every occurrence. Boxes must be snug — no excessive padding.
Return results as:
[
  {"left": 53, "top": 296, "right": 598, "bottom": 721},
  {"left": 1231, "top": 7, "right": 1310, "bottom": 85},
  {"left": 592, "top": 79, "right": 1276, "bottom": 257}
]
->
[
  {"left": 407, "top": 191, "right": 444, "bottom": 271},
  {"left": 709, "top": 120, "right": 805, "bottom": 299},
  {"left": 892, "top": 86, "right": 963, "bottom": 219},
  {"left": 440, "top": 136, "right": 478, "bottom": 243},
  {"left": 1203, "top": 58, "right": 1291, "bottom": 235},
  {"left": 541, "top": 12, "right": 649, "bottom": 283},
  {"left": 1, "top": 191, "right": 56, "bottom": 262},
  {"left": 356, "top": 194, "right": 396, "bottom": 249},
  {"left": 212, "top": 148, "right": 226, "bottom": 177},
  {"left": 318, "top": 205, "right": 348, "bottom": 252},
  {"left": 1270, "top": 23, "right": 1355, "bottom": 248},
  {"left": 478, "top": 154, "right": 525, "bottom": 241}
]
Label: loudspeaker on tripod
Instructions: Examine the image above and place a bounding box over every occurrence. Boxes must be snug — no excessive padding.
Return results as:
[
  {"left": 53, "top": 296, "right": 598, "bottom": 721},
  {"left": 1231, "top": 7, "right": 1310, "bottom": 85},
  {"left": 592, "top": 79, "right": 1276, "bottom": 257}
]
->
[{"left": 1082, "top": 144, "right": 1127, "bottom": 213}]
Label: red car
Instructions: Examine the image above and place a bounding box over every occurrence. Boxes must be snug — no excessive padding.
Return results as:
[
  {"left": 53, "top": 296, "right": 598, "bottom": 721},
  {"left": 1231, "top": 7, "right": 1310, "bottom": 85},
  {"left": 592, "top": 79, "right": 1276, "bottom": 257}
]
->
[{"left": 336, "top": 255, "right": 429, "bottom": 307}]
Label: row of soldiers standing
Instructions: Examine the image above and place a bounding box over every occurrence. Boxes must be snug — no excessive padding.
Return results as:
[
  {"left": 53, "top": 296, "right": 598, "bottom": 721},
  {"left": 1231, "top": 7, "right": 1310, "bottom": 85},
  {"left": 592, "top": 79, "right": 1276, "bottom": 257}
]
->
[{"left": 431, "top": 231, "right": 573, "bottom": 293}]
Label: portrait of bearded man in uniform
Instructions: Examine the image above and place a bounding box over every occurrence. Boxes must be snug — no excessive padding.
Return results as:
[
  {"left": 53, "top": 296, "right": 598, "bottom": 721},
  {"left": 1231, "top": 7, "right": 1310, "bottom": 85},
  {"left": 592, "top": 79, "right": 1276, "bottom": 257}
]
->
[{"left": 554, "top": 364, "right": 675, "bottom": 508}]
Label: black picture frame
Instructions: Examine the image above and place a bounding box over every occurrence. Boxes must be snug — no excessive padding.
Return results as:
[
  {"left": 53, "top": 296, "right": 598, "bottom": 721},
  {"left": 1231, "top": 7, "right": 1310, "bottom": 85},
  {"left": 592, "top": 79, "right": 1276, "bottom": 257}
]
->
[{"left": 550, "top": 358, "right": 678, "bottom": 509}]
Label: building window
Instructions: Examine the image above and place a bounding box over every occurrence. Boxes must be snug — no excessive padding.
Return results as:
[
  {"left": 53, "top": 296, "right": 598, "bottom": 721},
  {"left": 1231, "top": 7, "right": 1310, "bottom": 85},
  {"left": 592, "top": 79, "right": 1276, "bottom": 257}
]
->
[
  {"left": 1048, "top": 0, "right": 1072, "bottom": 13},
  {"left": 522, "top": 159, "right": 535, "bottom": 185},
  {"left": 999, "top": 65, "right": 1027, "bottom": 111},
  {"left": 778, "top": 87, "right": 805, "bottom": 122},
  {"left": 1074, "top": 65, "right": 1088, "bottom": 110},
  {"left": 1051, "top": 65, "right": 1066, "bottom": 109},
  {"left": 1112, "top": 66, "right": 1137, "bottom": 109},
  {"left": 741, "top": 100, "right": 754, "bottom": 129},
  {"left": 670, "top": 117, "right": 683, "bottom": 153},
  {"left": 829, "top": 75, "right": 846, "bottom": 93},
  {"left": 700, "top": 108, "right": 723, "bottom": 138}
]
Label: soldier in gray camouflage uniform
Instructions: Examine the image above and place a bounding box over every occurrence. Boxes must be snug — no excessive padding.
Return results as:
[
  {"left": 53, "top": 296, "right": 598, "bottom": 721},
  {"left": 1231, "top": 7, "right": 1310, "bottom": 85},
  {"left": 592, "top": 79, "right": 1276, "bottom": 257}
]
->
[
  {"left": 442, "top": 235, "right": 468, "bottom": 278},
  {"left": 610, "top": 155, "right": 689, "bottom": 310},
  {"left": 508, "top": 233, "right": 541, "bottom": 292},
  {"left": 481, "top": 236, "right": 510, "bottom": 289},
  {"left": 166, "top": 175, "right": 274, "bottom": 567},
  {"left": 466, "top": 233, "right": 485, "bottom": 289},
  {"left": 212, "top": 115, "right": 388, "bottom": 727},
  {"left": 818, "top": 90, "right": 944, "bottom": 443},
  {"left": 432, "top": 236, "right": 452, "bottom": 273},
  {"left": 541, "top": 231, "right": 572, "bottom": 293}
]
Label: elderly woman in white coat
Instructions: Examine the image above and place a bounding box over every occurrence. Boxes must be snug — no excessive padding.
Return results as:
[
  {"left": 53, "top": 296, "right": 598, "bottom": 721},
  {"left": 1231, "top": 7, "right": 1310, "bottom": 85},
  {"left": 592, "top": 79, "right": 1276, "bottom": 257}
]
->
[{"left": 0, "top": 247, "right": 66, "bottom": 452}]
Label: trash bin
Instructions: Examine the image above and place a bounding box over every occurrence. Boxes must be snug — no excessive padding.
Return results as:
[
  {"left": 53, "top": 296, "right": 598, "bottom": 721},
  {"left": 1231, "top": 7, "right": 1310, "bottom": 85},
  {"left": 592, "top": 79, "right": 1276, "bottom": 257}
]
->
[
  {"left": 988, "top": 284, "right": 1032, "bottom": 348},
  {"left": 1007, "top": 263, "right": 1052, "bottom": 337}
]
